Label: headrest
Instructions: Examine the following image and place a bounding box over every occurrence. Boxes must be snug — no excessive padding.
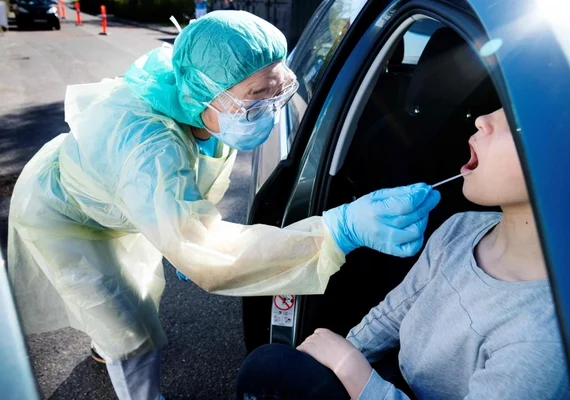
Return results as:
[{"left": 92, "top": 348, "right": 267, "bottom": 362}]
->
[
  {"left": 389, "top": 39, "right": 405, "bottom": 64},
  {"left": 405, "top": 28, "right": 488, "bottom": 117}
]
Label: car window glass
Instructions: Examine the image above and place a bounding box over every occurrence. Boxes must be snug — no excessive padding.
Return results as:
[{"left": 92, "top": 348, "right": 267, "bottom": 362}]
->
[{"left": 287, "top": 0, "right": 366, "bottom": 145}]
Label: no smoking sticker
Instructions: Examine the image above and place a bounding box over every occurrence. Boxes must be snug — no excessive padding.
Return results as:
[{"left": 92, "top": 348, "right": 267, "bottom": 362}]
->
[
  {"left": 271, "top": 295, "right": 295, "bottom": 327},
  {"left": 274, "top": 295, "right": 294, "bottom": 311}
]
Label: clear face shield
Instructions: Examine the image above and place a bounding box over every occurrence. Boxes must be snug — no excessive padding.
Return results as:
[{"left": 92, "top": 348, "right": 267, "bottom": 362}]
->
[{"left": 206, "top": 77, "right": 299, "bottom": 122}]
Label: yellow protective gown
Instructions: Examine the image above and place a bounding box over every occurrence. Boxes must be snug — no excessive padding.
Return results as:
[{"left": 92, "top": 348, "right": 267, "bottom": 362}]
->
[{"left": 7, "top": 78, "right": 345, "bottom": 360}]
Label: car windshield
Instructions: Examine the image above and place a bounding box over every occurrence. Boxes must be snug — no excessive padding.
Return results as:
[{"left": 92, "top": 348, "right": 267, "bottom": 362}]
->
[{"left": 286, "top": 0, "right": 367, "bottom": 143}]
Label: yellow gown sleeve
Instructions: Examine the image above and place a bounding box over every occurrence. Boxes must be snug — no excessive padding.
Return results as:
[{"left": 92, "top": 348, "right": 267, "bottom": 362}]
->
[{"left": 116, "top": 133, "right": 345, "bottom": 296}]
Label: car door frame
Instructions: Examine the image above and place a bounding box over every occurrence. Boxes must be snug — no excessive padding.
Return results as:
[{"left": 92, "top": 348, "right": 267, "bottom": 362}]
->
[{"left": 247, "top": 0, "right": 570, "bottom": 361}]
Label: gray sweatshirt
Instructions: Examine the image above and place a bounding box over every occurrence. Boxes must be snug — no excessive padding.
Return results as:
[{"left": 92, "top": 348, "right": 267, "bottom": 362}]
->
[{"left": 347, "top": 212, "right": 569, "bottom": 400}]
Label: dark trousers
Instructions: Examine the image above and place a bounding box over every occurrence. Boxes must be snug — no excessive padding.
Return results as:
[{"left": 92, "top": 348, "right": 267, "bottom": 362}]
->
[{"left": 235, "top": 344, "right": 414, "bottom": 400}]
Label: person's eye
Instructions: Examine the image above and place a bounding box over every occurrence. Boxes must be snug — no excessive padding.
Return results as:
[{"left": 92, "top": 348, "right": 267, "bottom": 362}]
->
[{"left": 275, "top": 80, "right": 295, "bottom": 97}]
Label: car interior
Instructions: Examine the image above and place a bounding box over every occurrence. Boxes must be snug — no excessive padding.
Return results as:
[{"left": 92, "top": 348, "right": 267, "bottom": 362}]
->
[{"left": 297, "top": 19, "right": 503, "bottom": 395}]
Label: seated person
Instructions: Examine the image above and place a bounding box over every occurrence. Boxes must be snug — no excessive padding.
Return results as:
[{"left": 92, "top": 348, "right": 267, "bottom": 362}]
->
[{"left": 234, "top": 108, "right": 570, "bottom": 399}]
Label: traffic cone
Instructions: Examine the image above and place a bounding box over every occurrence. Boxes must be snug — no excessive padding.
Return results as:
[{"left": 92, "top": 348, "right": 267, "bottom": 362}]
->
[
  {"left": 74, "top": 2, "right": 82, "bottom": 25},
  {"left": 99, "top": 5, "right": 107, "bottom": 35}
]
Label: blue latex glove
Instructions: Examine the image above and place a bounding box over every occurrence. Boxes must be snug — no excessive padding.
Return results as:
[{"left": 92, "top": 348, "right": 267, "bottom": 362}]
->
[
  {"left": 322, "top": 183, "right": 441, "bottom": 257},
  {"left": 176, "top": 270, "right": 192, "bottom": 282}
]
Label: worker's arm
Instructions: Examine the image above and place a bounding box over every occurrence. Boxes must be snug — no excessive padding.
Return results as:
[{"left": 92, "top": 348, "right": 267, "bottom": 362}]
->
[
  {"left": 116, "top": 134, "right": 345, "bottom": 296},
  {"left": 116, "top": 131, "right": 439, "bottom": 296}
]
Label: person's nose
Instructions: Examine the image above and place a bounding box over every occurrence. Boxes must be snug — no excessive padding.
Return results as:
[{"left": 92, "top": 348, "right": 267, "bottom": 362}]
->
[{"left": 474, "top": 114, "right": 494, "bottom": 138}]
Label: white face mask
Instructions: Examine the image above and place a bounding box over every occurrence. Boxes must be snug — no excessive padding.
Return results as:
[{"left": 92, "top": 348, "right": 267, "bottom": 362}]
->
[{"left": 205, "top": 108, "right": 280, "bottom": 151}]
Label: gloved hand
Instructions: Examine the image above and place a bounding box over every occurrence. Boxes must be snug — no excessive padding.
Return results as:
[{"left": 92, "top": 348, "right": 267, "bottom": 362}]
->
[
  {"left": 322, "top": 183, "right": 440, "bottom": 257},
  {"left": 176, "top": 270, "right": 192, "bottom": 282}
]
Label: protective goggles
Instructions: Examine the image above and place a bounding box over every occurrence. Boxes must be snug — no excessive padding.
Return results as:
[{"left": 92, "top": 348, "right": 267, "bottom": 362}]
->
[{"left": 206, "top": 79, "right": 299, "bottom": 122}]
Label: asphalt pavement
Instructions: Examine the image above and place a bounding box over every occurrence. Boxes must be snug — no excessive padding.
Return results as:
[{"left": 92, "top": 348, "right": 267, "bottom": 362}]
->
[{"left": 0, "top": 11, "right": 250, "bottom": 399}]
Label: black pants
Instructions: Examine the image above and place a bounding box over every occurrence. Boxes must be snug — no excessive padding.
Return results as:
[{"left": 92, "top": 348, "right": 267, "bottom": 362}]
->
[{"left": 235, "top": 344, "right": 414, "bottom": 400}]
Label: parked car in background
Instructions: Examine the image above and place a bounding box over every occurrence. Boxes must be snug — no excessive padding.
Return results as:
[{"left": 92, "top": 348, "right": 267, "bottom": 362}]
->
[
  {"left": 15, "top": 0, "right": 61, "bottom": 30},
  {"left": 243, "top": 0, "right": 570, "bottom": 380}
]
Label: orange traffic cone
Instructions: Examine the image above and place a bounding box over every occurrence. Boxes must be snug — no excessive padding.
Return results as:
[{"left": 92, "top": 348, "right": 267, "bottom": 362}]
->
[{"left": 99, "top": 5, "right": 107, "bottom": 35}]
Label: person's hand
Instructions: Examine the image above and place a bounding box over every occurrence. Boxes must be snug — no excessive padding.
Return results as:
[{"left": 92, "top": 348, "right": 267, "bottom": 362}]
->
[
  {"left": 298, "top": 328, "right": 363, "bottom": 372},
  {"left": 298, "top": 329, "right": 372, "bottom": 398},
  {"left": 323, "top": 183, "right": 440, "bottom": 256}
]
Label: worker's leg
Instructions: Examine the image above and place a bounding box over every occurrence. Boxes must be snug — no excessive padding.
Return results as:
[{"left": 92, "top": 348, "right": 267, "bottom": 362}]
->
[{"left": 94, "top": 342, "right": 163, "bottom": 400}]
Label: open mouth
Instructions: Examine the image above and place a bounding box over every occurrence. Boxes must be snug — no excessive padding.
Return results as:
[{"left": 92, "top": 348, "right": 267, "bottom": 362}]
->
[{"left": 461, "top": 143, "right": 479, "bottom": 173}]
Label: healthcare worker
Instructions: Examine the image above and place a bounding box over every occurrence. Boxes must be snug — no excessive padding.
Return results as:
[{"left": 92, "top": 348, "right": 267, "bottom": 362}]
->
[{"left": 7, "top": 11, "right": 440, "bottom": 400}]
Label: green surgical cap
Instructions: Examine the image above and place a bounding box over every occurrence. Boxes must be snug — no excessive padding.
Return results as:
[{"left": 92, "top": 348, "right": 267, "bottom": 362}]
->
[{"left": 124, "top": 11, "right": 287, "bottom": 128}]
